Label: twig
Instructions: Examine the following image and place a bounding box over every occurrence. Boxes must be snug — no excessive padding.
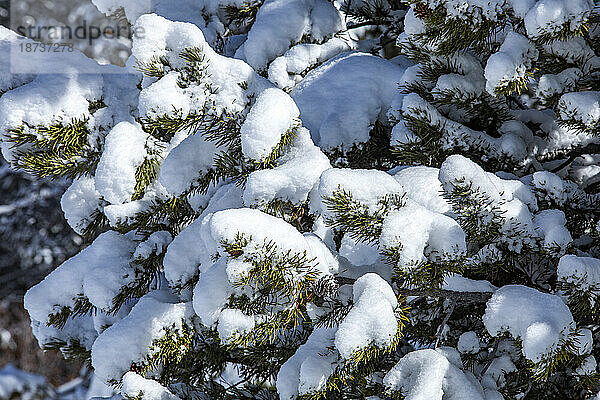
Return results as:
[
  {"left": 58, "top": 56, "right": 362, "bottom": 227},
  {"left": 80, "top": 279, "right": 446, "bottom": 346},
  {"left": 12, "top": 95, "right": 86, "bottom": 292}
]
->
[
  {"left": 435, "top": 299, "right": 455, "bottom": 348},
  {"left": 479, "top": 337, "right": 500, "bottom": 377}
]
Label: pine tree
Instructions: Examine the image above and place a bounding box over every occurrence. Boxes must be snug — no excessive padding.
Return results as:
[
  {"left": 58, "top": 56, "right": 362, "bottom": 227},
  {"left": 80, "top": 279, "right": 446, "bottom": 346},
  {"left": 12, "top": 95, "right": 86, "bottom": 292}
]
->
[{"left": 2, "top": 1, "right": 600, "bottom": 399}]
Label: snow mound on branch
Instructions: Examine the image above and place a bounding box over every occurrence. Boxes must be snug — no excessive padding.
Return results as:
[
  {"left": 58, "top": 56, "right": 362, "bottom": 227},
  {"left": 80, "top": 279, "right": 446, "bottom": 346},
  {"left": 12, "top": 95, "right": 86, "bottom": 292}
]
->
[
  {"left": 163, "top": 186, "right": 245, "bottom": 288},
  {"left": 216, "top": 308, "right": 256, "bottom": 343},
  {"left": 277, "top": 328, "right": 337, "bottom": 399},
  {"left": 311, "top": 168, "right": 404, "bottom": 217},
  {"left": 531, "top": 170, "right": 575, "bottom": 204},
  {"left": 243, "top": 127, "right": 331, "bottom": 206},
  {"left": 393, "top": 166, "right": 451, "bottom": 214},
  {"left": 439, "top": 155, "right": 541, "bottom": 251},
  {"left": 122, "top": 372, "right": 180, "bottom": 400},
  {"left": 0, "top": 28, "right": 135, "bottom": 162},
  {"left": 440, "top": 155, "right": 536, "bottom": 209},
  {"left": 92, "top": 291, "right": 194, "bottom": 382},
  {"left": 339, "top": 235, "right": 381, "bottom": 266},
  {"left": 481, "top": 354, "right": 517, "bottom": 392},
  {"left": 166, "top": 208, "right": 337, "bottom": 325},
  {"left": 25, "top": 231, "right": 136, "bottom": 321},
  {"left": 443, "top": 274, "right": 496, "bottom": 293},
  {"left": 0, "top": 365, "right": 50, "bottom": 399},
  {"left": 291, "top": 52, "right": 405, "bottom": 150},
  {"left": 268, "top": 37, "right": 354, "bottom": 90},
  {"left": 483, "top": 285, "right": 575, "bottom": 363},
  {"left": 524, "top": 0, "right": 593, "bottom": 39},
  {"left": 576, "top": 355, "right": 597, "bottom": 375},
  {"left": 458, "top": 331, "right": 480, "bottom": 354},
  {"left": 334, "top": 273, "right": 398, "bottom": 359},
  {"left": 132, "top": 14, "right": 265, "bottom": 118},
  {"left": 240, "top": 88, "right": 299, "bottom": 161},
  {"left": 61, "top": 176, "right": 103, "bottom": 235},
  {"left": 533, "top": 209, "right": 572, "bottom": 250},
  {"left": 558, "top": 255, "right": 600, "bottom": 293},
  {"left": 133, "top": 14, "right": 320, "bottom": 199},
  {"left": 558, "top": 91, "right": 600, "bottom": 128},
  {"left": 95, "top": 122, "right": 150, "bottom": 204},
  {"left": 379, "top": 201, "right": 466, "bottom": 267},
  {"left": 234, "top": 0, "right": 343, "bottom": 71},
  {"left": 484, "top": 31, "right": 537, "bottom": 94},
  {"left": 383, "top": 349, "right": 484, "bottom": 400},
  {"left": 134, "top": 231, "right": 173, "bottom": 259},
  {"left": 158, "top": 131, "right": 218, "bottom": 197},
  {"left": 0, "top": 73, "right": 103, "bottom": 161},
  {"left": 192, "top": 259, "right": 230, "bottom": 326},
  {"left": 0, "top": 27, "right": 35, "bottom": 94}
]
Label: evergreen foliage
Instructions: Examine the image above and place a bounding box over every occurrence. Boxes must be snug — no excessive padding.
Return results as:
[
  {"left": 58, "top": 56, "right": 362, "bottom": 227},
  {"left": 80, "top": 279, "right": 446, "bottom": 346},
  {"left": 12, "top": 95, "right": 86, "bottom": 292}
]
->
[{"left": 2, "top": 0, "right": 600, "bottom": 399}]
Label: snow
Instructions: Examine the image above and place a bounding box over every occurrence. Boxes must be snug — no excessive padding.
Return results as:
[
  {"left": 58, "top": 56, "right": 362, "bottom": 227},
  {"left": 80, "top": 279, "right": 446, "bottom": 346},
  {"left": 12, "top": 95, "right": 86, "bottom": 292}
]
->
[
  {"left": 334, "top": 273, "right": 398, "bottom": 359},
  {"left": 240, "top": 87, "right": 300, "bottom": 161},
  {"left": 268, "top": 37, "right": 354, "bottom": 90},
  {"left": 439, "top": 155, "right": 539, "bottom": 251},
  {"left": 6, "top": 0, "right": 599, "bottom": 395},
  {"left": 122, "top": 372, "right": 180, "bottom": 400},
  {"left": 217, "top": 308, "right": 256, "bottom": 343},
  {"left": 95, "top": 122, "right": 150, "bottom": 204},
  {"left": 92, "top": 291, "right": 194, "bottom": 382},
  {"left": 393, "top": 166, "right": 451, "bottom": 214},
  {"left": 557, "top": 255, "right": 600, "bottom": 293},
  {"left": 443, "top": 274, "right": 496, "bottom": 293},
  {"left": 536, "top": 68, "right": 582, "bottom": 102},
  {"left": 481, "top": 354, "right": 516, "bottom": 390},
  {"left": 484, "top": 31, "right": 537, "bottom": 94},
  {"left": 524, "top": 0, "right": 593, "bottom": 38},
  {"left": 533, "top": 209, "right": 571, "bottom": 251},
  {"left": 558, "top": 91, "right": 600, "bottom": 127},
  {"left": 134, "top": 231, "right": 173, "bottom": 260},
  {"left": 234, "top": 0, "right": 343, "bottom": 71},
  {"left": 483, "top": 285, "right": 575, "bottom": 363},
  {"left": 131, "top": 14, "right": 265, "bottom": 116},
  {"left": 574, "top": 328, "right": 594, "bottom": 356},
  {"left": 0, "top": 73, "right": 103, "bottom": 161},
  {"left": 61, "top": 176, "right": 103, "bottom": 235},
  {"left": 311, "top": 168, "right": 404, "bottom": 217},
  {"left": 277, "top": 328, "right": 337, "bottom": 399},
  {"left": 458, "top": 332, "right": 480, "bottom": 354},
  {"left": 243, "top": 127, "right": 331, "bottom": 206},
  {"left": 193, "top": 259, "right": 231, "bottom": 326},
  {"left": 210, "top": 208, "right": 312, "bottom": 259},
  {"left": 163, "top": 185, "right": 245, "bottom": 288},
  {"left": 158, "top": 130, "right": 218, "bottom": 196},
  {"left": 82, "top": 233, "right": 138, "bottom": 311},
  {"left": 291, "top": 52, "right": 405, "bottom": 149},
  {"left": 25, "top": 231, "right": 136, "bottom": 322},
  {"left": 531, "top": 170, "right": 573, "bottom": 204},
  {"left": 0, "top": 365, "right": 49, "bottom": 399},
  {"left": 0, "top": 27, "right": 35, "bottom": 93},
  {"left": 103, "top": 198, "right": 155, "bottom": 227},
  {"left": 339, "top": 235, "right": 381, "bottom": 266},
  {"left": 138, "top": 72, "right": 195, "bottom": 119},
  {"left": 575, "top": 355, "right": 597, "bottom": 375},
  {"left": 92, "top": 0, "right": 208, "bottom": 34},
  {"left": 380, "top": 201, "right": 466, "bottom": 268},
  {"left": 383, "top": 349, "right": 484, "bottom": 400},
  {"left": 188, "top": 208, "right": 336, "bottom": 326},
  {"left": 397, "top": 93, "right": 528, "bottom": 163},
  {"left": 131, "top": 13, "right": 321, "bottom": 199}
]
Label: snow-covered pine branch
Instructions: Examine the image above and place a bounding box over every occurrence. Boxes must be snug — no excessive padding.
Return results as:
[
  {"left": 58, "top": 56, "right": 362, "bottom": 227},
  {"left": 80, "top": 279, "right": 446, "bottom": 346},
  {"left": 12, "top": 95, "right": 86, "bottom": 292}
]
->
[{"left": 2, "top": 0, "right": 600, "bottom": 399}]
